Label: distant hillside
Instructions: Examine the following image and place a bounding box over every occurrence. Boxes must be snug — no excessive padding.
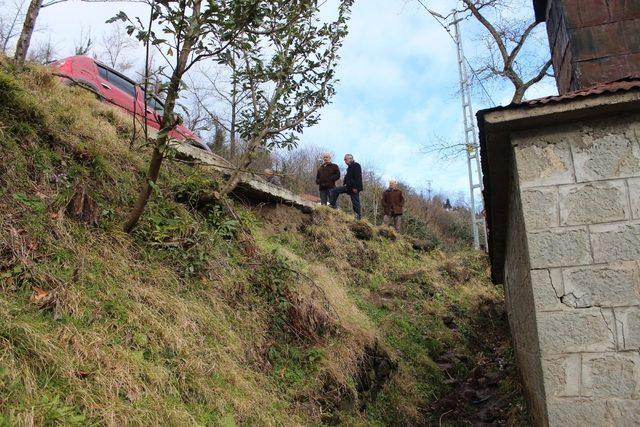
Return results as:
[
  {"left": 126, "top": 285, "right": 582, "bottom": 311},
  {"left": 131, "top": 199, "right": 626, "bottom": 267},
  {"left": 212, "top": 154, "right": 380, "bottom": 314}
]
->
[{"left": 0, "top": 60, "right": 527, "bottom": 425}]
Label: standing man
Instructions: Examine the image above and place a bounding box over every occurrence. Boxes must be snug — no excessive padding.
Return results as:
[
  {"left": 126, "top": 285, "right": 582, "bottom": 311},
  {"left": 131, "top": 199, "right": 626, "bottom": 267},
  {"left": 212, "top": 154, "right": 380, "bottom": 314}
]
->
[
  {"left": 330, "top": 154, "right": 363, "bottom": 220},
  {"left": 315, "top": 153, "right": 340, "bottom": 205},
  {"left": 382, "top": 179, "right": 404, "bottom": 232}
]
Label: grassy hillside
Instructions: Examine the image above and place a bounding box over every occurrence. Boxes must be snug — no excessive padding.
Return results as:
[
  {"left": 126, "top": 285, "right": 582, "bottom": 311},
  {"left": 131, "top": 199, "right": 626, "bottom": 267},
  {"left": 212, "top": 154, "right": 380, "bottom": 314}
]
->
[{"left": 0, "top": 60, "right": 527, "bottom": 425}]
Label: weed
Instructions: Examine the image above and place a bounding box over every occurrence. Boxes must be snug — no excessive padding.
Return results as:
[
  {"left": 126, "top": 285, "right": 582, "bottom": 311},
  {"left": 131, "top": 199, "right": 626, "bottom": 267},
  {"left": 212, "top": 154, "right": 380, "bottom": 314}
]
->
[
  {"left": 0, "top": 63, "right": 527, "bottom": 426},
  {"left": 12, "top": 192, "right": 46, "bottom": 214}
]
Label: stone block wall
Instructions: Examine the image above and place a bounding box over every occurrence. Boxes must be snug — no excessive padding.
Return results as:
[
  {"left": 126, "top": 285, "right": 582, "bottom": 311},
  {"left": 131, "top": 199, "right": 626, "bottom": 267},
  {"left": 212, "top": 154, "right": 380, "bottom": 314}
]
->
[
  {"left": 504, "top": 164, "right": 549, "bottom": 425},
  {"left": 509, "top": 112, "right": 640, "bottom": 425}
]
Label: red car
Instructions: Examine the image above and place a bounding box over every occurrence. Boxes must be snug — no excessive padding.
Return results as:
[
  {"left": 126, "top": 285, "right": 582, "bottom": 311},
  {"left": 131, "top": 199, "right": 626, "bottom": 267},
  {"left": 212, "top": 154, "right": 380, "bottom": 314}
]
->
[{"left": 52, "top": 55, "right": 209, "bottom": 152}]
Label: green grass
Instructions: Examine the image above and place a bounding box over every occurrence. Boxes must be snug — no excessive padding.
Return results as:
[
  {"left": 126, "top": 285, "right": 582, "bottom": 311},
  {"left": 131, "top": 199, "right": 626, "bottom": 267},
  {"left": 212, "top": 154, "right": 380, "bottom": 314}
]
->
[{"left": 0, "top": 61, "right": 527, "bottom": 425}]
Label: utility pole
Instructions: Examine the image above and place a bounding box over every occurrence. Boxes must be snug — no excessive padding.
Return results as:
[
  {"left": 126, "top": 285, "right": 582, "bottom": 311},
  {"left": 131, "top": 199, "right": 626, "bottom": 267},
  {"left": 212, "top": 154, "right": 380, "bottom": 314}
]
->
[{"left": 451, "top": 10, "right": 488, "bottom": 251}]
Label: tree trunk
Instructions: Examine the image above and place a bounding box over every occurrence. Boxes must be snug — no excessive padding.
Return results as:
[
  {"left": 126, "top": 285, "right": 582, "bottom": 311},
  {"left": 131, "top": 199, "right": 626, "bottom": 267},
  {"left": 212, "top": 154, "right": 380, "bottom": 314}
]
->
[
  {"left": 13, "top": 0, "right": 42, "bottom": 68},
  {"left": 122, "top": 146, "right": 164, "bottom": 232},
  {"left": 511, "top": 86, "right": 526, "bottom": 104},
  {"left": 123, "top": 69, "right": 185, "bottom": 232},
  {"left": 123, "top": 0, "right": 201, "bottom": 232},
  {"left": 230, "top": 80, "right": 237, "bottom": 160}
]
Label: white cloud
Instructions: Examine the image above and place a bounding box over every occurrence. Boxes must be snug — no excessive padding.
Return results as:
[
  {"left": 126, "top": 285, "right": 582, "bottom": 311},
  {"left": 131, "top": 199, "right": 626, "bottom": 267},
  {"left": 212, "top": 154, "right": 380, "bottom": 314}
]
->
[
  {"left": 26, "top": 0, "right": 556, "bottom": 198},
  {"left": 299, "top": 0, "right": 478, "bottom": 195}
]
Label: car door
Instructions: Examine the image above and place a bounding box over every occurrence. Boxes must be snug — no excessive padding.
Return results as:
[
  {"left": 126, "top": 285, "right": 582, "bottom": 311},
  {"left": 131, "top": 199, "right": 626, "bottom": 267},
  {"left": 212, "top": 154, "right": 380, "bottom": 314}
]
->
[
  {"left": 138, "top": 90, "right": 163, "bottom": 137},
  {"left": 95, "top": 63, "right": 138, "bottom": 116}
]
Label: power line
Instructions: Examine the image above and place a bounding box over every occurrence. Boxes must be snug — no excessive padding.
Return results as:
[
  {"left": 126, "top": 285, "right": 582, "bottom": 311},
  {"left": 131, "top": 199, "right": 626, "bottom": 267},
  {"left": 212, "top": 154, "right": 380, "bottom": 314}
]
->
[{"left": 415, "top": 0, "right": 496, "bottom": 107}]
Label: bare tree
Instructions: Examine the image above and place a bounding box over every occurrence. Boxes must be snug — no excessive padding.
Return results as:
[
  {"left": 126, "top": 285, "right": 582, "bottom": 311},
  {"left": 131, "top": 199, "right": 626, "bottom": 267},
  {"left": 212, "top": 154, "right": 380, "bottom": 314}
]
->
[
  {"left": 27, "top": 36, "right": 55, "bottom": 63},
  {"left": 419, "top": 0, "right": 552, "bottom": 159},
  {"left": 420, "top": 0, "right": 551, "bottom": 104},
  {"left": 96, "top": 23, "right": 135, "bottom": 71},
  {"left": 73, "top": 26, "right": 92, "bottom": 55},
  {"left": 0, "top": 0, "right": 27, "bottom": 53},
  {"left": 274, "top": 145, "right": 327, "bottom": 194},
  {"left": 189, "top": 63, "right": 251, "bottom": 161},
  {"left": 180, "top": 96, "right": 212, "bottom": 135},
  {"left": 459, "top": 0, "right": 552, "bottom": 103},
  {"left": 361, "top": 166, "right": 384, "bottom": 225},
  {"left": 13, "top": 0, "right": 142, "bottom": 69}
]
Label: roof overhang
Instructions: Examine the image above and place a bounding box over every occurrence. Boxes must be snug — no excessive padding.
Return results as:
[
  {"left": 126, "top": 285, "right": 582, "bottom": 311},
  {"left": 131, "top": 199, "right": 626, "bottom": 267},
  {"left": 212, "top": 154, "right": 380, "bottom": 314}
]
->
[{"left": 478, "top": 89, "right": 640, "bottom": 283}]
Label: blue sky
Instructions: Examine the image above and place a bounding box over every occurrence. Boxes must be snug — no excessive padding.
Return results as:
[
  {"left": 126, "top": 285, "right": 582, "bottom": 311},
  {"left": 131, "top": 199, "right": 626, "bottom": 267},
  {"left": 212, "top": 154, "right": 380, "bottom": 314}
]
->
[
  {"left": 15, "top": 0, "right": 558, "bottom": 199},
  {"left": 300, "top": 0, "right": 557, "bottom": 197}
]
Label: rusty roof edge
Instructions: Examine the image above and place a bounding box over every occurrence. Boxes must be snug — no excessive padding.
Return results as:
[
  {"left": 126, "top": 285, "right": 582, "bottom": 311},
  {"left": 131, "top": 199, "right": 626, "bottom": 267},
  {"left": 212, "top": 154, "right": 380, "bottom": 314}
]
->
[
  {"left": 477, "top": 106, "right": 518, "bottom": 284},
  {"left": 481, "top": 84, "right": 640, "bottom": 127}
]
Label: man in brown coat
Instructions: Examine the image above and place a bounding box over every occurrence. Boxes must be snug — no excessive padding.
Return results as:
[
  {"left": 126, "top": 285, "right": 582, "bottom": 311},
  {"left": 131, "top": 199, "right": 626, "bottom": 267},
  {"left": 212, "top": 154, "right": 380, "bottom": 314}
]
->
[
  {"left": 316, "top": 152, "right": 340, "bottom": 205},
  {"left": 382, "top": 179, "right": 404, "bottom": 232}
]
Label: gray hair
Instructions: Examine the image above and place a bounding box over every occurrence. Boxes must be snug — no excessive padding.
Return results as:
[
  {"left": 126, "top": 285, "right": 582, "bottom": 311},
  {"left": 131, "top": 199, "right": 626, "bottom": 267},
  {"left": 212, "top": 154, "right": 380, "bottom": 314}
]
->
[{"left": 344, "top": 154, "right": 354, "bottom": 160}]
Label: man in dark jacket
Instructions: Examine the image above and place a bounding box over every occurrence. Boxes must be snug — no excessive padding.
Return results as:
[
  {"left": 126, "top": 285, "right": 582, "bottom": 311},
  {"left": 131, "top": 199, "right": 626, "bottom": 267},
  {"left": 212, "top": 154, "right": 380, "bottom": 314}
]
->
[
  {"left": 330, "top": 154, "right": 363, "bottom": 219},
  {"left": 316, "top": 152, "right": 340, "bottom": 205},
  {"left": 382, "top": 179, "right": 404, "bottom": 232}
]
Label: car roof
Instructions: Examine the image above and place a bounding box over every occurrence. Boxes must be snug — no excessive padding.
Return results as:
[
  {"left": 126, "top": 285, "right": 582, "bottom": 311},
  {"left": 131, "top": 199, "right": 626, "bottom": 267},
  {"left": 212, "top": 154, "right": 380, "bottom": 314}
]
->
[
  {"left": 71, "top": 55, "right": 165, "bottom": 104},
  {"left": 89, "top": 56, "right": 138, "bottom": 87}
]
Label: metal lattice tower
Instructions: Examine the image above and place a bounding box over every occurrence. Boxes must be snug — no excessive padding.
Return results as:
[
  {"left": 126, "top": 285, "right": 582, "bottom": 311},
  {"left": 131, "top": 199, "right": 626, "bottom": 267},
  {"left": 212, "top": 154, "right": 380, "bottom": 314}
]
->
[{"left": 451, "top": 10, "right": 488, "bottom": 251}]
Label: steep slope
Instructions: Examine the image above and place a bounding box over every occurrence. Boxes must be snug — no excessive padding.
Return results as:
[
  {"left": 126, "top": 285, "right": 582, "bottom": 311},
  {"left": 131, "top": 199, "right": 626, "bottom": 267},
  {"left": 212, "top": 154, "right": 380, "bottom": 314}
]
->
[{"left": 0, "top": 61, "right": 527, "bottom": 425}]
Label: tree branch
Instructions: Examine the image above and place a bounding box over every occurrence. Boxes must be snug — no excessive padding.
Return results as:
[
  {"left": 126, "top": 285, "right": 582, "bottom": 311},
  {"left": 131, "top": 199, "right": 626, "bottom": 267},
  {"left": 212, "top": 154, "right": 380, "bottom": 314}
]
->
[
  {"left": 506, "top": 20, "right": 539, "bottom": 69},
  {"left": 461, "top": 0, "right": 509, "bottom": 65}
]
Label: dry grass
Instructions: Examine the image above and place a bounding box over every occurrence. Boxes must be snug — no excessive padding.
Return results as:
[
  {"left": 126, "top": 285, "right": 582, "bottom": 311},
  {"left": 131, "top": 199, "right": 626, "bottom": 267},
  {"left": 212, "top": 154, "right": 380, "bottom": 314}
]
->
[{"left": 0, "top": 62, "right": 527, "bottom": 426}]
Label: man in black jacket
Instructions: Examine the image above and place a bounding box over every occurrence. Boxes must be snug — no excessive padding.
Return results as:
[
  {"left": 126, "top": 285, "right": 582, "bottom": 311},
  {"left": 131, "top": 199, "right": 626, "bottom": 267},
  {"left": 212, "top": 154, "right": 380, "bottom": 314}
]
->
[
  {"left": 316, "top": 153, "right": 340, "bottom": 205},
  {"left": 330, "top": 154, "right": 363, "bottom": 219}
]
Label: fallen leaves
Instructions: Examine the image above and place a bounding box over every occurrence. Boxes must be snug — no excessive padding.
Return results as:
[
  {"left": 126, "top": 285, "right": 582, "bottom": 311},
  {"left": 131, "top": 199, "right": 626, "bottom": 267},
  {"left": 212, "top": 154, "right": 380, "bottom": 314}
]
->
[{"left": 30, "top": 285, "right": 50, "bottom": 304}]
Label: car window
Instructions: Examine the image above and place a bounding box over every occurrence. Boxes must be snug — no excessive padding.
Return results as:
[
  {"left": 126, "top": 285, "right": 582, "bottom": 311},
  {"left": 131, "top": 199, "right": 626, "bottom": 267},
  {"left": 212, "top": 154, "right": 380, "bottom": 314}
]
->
[
  {"left": 97, "top": 64, "right": 108, "bottom": 80},
  {"left": 107, "top": 71, "right": 137, "bottom": 97},
  {"left": 140, "top": 90, "right": 164, "bottom": 113},
  {"left": 148, "top": 96, "right": 164, "bottom": 112}
]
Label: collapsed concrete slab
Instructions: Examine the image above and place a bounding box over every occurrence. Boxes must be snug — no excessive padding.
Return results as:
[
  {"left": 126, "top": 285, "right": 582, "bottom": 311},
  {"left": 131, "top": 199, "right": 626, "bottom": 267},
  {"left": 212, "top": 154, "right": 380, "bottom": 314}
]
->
[{"left": 173, "top": 142, "right": 316, "bottom": 213}]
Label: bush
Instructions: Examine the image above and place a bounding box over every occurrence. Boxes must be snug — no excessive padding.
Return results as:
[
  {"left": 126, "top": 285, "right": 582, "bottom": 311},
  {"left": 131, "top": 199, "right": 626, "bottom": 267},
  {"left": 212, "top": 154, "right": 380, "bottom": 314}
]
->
[{"left": 402, "top": 213, "right": 441, "bottom": 247}]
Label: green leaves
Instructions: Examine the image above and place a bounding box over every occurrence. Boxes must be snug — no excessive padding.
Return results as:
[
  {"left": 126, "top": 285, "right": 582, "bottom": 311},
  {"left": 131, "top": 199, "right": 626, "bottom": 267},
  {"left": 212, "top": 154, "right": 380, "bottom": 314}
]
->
[
  {"left": 223, "top": 0, "right": 354, "bottom": 151},
  {"left": 148, "top": 180, "right": 162, "bottom": 196},
  {"left": 105, "top": 11, "right": 128, "bottom": 24},
  {"left": 12, "top": 192, "right": 46, "bottom": 214},
  {"left": 115, "top": 0, "right": 353, "bottom": 227}
]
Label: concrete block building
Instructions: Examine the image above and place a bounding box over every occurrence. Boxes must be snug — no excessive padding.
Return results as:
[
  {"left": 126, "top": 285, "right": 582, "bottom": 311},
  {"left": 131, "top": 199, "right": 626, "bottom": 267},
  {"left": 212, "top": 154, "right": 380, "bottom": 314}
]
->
[{"left": 479, "top": 0, "right": 640, "bottom": 425}]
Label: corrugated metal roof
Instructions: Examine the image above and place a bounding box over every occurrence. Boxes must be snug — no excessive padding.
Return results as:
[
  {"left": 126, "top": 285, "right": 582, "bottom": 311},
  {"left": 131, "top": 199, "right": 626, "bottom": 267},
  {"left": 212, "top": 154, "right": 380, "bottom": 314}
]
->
[{"left": 523, "top": 77, "right": 640, "bottom": 106}]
